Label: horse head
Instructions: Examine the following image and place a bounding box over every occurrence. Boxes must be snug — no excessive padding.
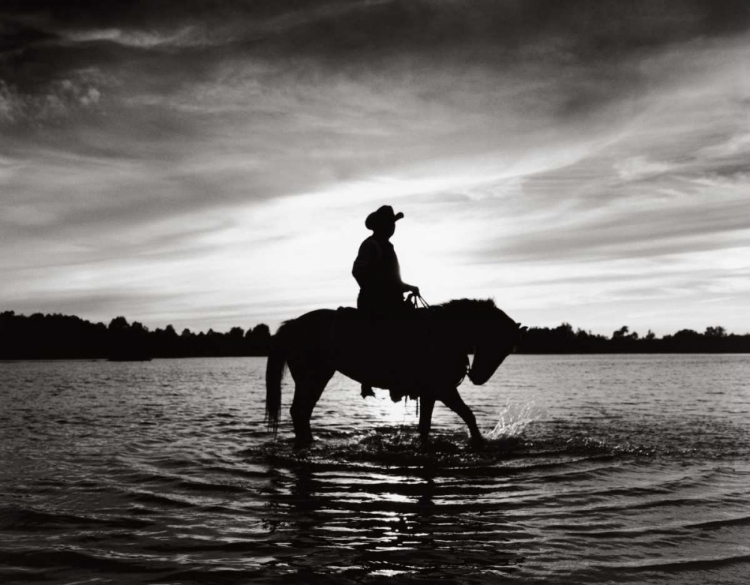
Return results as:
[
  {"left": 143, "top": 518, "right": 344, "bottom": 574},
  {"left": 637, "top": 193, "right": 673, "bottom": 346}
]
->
[
  {"left": 467, "top": 319, "right": 526, "bottom": 385},
  {"left": 467, "top": 323, "right": 527, "bottom": 386},
  {"left": 433, "top": 298, "right": 525, "bottom": 386}
]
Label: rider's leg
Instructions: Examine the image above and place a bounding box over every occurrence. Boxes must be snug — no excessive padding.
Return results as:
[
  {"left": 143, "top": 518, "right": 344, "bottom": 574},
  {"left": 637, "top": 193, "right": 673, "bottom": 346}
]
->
[{"left": 357, "top": 293, "right": 377, "bottom": 399}]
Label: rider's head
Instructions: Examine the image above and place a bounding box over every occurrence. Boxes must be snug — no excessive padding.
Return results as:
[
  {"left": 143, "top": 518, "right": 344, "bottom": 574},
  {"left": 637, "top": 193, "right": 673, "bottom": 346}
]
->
[{"left": 365, "top": 205, "right": 403, "bottom": 239}]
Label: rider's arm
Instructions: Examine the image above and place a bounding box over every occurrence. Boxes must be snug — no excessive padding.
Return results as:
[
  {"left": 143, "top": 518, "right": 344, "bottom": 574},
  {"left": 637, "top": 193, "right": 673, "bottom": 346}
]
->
[{"left": 391, "top": 250, "right": 419, "bottom": 295}]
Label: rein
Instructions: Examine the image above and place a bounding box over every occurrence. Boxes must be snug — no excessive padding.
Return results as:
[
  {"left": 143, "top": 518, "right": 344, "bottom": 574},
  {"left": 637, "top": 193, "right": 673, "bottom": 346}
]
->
[{"left": 406, "top": 292, "right": 430, "bottom": 309}]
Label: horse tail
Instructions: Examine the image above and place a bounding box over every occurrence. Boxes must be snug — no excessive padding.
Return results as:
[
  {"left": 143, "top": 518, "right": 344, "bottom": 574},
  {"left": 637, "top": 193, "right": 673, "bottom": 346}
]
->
[{"left": 265, "top": 322, "right": 290, "bottom": 434}]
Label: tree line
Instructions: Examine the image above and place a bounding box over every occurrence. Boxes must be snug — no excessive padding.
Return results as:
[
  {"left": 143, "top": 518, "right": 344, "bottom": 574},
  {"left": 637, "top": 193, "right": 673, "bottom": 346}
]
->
[
  {"left": 0, "top": 311, "right": 271, "bottom": 360},
  {"left": 516, "top": 323, "right": 750, "bottom": 353},
  {"left": 0, "top": 311, "right": 748, "bottom": 360}
]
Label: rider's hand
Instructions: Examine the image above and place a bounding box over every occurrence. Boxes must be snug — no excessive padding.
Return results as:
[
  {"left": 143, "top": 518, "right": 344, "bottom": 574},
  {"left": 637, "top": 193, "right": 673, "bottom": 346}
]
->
[{"left": 409, "top": 285, "right": 420, "bottom": 296}]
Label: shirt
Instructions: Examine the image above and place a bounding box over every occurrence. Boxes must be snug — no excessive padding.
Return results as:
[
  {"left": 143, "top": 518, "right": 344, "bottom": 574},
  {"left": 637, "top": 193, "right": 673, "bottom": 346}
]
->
[{"left": 352, "top": 235, "right": 402, "bottom": 297}]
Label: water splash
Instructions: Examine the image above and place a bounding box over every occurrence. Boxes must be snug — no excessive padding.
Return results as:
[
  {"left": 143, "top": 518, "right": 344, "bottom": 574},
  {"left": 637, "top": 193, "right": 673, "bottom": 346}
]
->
[{"left": 485, "top": 401, "right": 545, "bottom": 440}]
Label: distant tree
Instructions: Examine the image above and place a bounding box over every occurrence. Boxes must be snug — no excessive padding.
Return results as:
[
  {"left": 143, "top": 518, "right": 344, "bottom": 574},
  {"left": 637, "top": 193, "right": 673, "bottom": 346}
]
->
[
  {"left": 645, "top": 330, "right": 656, "bottom": 340},
  {"left": 131, "top": 321, "right": 148, "bottom": 333},
  {"left": 229, "top": 326, "right": 245, "bottom": 339},
  {"left": 612, "top": 326, "right": 629, "bottom": 340},
  {"left": 664, "top": 329, "right": 702, "bottom": 352},
  {"left": 109, "top": 316, "right": 130, "bottom": 330},
  {"left": 705, "top": 326, "right": 727, "bottom": 338},
  {"left": 245, "top": 323, "right": 271, "bottom": 355},
  {"left": 253, "top": 324, "right": 271, "bottom": 340},
  {"left": 673, "top": 329, "right": 700, "bottom": 338}
]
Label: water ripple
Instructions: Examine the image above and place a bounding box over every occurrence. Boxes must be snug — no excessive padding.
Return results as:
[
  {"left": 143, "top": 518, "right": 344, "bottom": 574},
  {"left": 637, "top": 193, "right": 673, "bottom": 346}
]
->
[{"left": 0, "top": 356, "right": 749, "bottom": 583}]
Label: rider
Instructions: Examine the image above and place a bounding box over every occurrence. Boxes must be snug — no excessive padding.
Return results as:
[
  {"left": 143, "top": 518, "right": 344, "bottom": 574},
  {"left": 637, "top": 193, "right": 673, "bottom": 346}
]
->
[{"left": 352, "top": 205, "right": 419, "bottom": 398}]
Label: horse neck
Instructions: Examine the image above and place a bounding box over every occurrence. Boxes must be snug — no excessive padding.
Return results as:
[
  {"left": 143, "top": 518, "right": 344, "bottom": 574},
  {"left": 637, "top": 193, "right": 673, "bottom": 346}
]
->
[
  {"left": 444, "top": 322, "right": 474, "bottom": 355},
  {"left": 432, "top": 305, "right": 485, "bottom": 353},
  {"left": 433, "top": 301, "right": 514, "bottom": 352}
]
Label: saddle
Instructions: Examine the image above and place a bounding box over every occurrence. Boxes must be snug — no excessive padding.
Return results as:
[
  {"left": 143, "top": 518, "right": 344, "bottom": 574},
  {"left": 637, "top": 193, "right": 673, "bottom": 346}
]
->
[{"left": 333, "top": 306, "right": 444, "bottom": 401}]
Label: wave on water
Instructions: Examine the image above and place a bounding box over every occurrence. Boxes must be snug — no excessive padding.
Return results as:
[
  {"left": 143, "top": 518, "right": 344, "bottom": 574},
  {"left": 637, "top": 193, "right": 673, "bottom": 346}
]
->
[{"left": 250, "top": 399, "right": 750, "bottom": 473}]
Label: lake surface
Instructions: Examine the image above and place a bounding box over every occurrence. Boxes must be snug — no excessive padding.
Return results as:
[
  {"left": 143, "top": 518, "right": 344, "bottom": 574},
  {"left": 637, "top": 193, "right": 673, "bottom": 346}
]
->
[{"left": 1, "top": 355, "right": 749, "bottom": 584}]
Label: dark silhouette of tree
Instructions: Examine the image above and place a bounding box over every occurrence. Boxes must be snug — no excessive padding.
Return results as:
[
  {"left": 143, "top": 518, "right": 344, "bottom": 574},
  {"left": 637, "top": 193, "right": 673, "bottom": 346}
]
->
[
  {"left": 516, "top": 323, "right": 750, "bottom": 354},
  {"left": 252, "top": 324, "right": 271, "bottom": 339},
  {"left": 109, "top": 317, "right": 126, "bottom": 329},
  {"left": 0, "top": 311, "right": 274, "bottom": 359},
  {"left": 612, "top": 326, "right": 629, "bottom": 339},
  {"left": 705, "top": 326, "right": 727, "bottom": 338}
]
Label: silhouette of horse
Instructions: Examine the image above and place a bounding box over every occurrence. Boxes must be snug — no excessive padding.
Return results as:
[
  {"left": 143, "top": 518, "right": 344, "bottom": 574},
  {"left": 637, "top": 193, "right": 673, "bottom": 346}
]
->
[{"left": 265, "top": 298, "right": 526, "bottom": 446}]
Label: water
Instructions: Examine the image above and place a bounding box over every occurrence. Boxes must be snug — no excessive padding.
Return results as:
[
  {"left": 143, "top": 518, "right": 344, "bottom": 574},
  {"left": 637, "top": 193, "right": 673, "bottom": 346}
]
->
[{"left": 1, "top": 355, "right": 749, "bottom": 584}]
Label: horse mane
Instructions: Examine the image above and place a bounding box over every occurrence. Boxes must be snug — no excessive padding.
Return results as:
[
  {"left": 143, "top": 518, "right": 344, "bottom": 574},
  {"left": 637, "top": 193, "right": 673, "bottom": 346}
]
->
[{"left": 432, "top": 298, "right": 515, "bottom": 326}]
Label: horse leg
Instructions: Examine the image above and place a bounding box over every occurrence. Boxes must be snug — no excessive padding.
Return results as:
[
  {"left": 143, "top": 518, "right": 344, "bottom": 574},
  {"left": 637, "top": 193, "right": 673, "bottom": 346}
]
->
[
  {"left": 289, "top": 362, "right": 334, "bottom": 447},
  {"left": 290, "top": 388, "right": 313, "bottom": 446},
  {"left": 441, "top": 389, "right": 484, "bottom": 445},
  {"left": 418, "top": 397, "right": 435, "bottom": 442}
]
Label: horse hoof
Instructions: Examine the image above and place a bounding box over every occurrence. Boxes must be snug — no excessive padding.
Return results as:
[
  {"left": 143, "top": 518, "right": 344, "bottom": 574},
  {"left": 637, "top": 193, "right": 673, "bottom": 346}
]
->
[
  {"left": 470, "top": 436, "right": 486, "bottom": 450},
  {"left": 294, "top": 436, "right": 314, "bottom": 449}
]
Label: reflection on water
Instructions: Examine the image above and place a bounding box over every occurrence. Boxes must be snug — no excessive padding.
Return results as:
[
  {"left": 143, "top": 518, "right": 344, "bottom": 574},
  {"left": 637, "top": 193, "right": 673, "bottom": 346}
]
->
[
  {"left": 259, "top": 434, "right": 531, "bottom": 582},
  {"left": 1, "top": 355, "right": 750, "bottom": 583}
]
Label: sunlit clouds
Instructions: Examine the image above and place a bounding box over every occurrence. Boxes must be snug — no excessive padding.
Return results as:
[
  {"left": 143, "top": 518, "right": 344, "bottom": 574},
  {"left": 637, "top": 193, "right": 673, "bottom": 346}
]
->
[{"left": 2, "top": 1, "right": 749, "bottom": 334}]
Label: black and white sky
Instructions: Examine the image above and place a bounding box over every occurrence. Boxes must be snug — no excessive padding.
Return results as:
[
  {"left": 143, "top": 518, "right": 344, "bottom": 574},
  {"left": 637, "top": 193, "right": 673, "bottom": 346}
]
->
[{"left": 2, "top": 0, "right": 749, "bottom": 334}]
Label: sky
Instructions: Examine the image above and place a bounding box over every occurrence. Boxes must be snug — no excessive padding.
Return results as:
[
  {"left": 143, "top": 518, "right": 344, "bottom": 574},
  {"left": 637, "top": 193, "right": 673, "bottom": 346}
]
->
[{"left": 1, "top": 0, "right": 749, "bottom": 336}]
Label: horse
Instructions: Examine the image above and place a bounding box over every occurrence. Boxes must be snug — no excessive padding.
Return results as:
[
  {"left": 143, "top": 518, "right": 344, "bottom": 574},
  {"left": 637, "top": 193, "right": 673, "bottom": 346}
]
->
[{"left": 265, "top": 298, "right": 526, "bottom": 446}]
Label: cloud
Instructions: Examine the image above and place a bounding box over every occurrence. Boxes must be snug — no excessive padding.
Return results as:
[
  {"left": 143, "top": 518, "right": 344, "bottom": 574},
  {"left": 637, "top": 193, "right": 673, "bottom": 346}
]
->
[
  {"left": 0, "top": 77, "right": 104, "bottom": 125},
  {"left": 2, "top": 1, "right": 750, "bottom": 334},
  {"left": 64, "top": 27, "right": 205, "bottom": 49},
  {"left": 614, "top": 156, "right": 675, "bottom": 181}
]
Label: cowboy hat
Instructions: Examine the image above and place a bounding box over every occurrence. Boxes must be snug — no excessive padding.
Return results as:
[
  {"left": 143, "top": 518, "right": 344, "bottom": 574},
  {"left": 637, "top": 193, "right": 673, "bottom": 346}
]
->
[{"left": 365, "top": 205, "right": 404, "bottom": 230}]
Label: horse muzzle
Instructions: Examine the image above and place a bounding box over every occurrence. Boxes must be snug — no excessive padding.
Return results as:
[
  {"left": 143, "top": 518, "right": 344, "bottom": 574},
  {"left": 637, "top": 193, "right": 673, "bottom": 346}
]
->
[
  {"left": 468, "top": 352, "right": 509, "bottom": 385},
  {"left": 467, "top": 367, "right": 488, "bottom": 386}
]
